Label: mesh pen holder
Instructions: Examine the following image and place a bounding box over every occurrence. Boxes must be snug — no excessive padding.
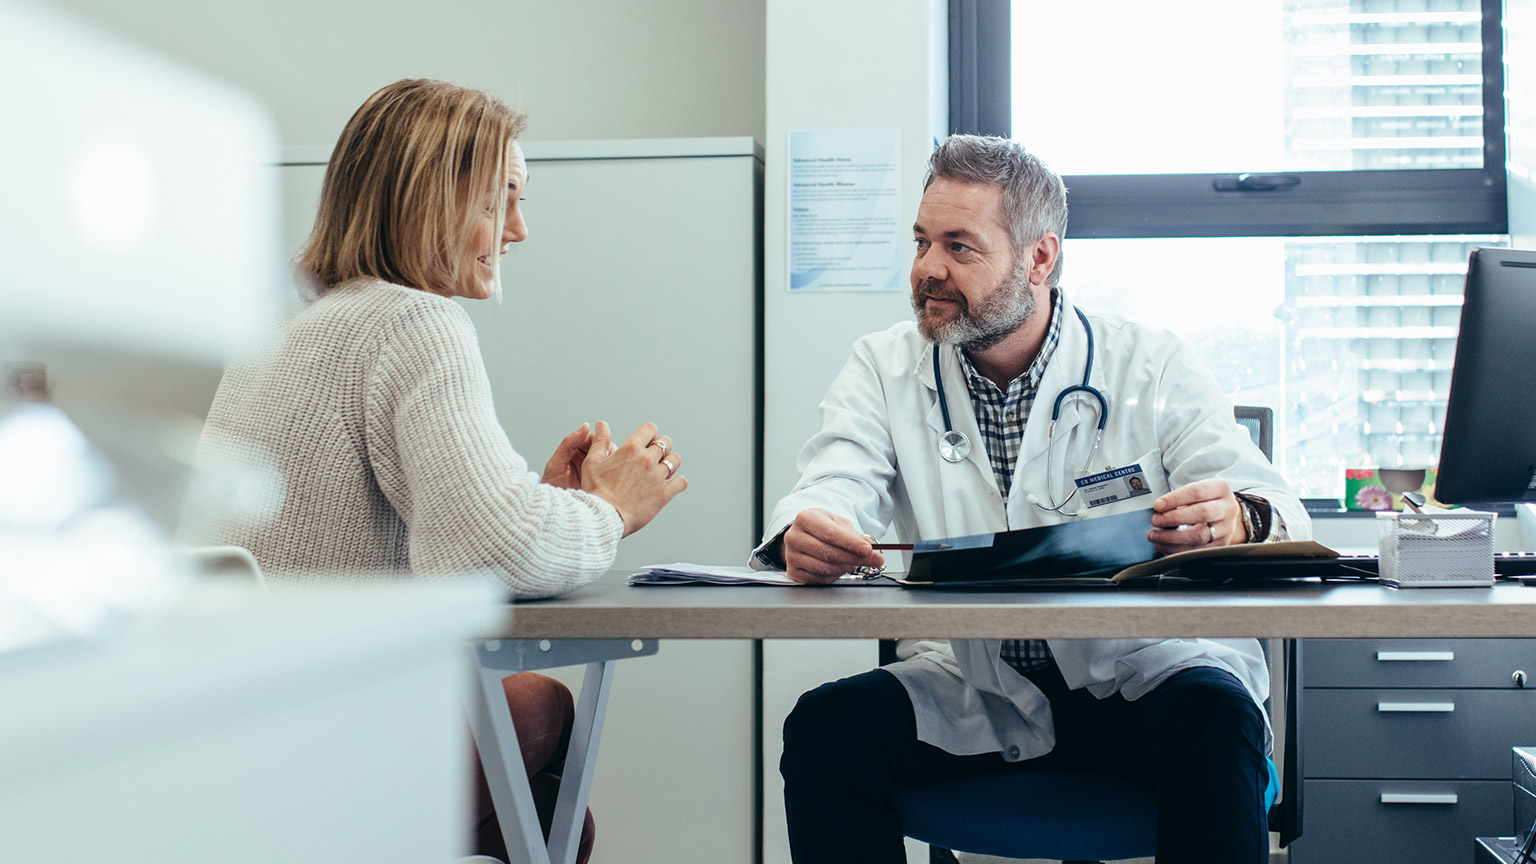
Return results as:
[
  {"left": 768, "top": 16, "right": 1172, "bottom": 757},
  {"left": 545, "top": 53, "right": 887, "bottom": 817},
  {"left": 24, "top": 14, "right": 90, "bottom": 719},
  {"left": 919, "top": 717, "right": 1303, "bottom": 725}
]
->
[{"left": 1376, "top": 510, "right": 1497, "bottom": 588}]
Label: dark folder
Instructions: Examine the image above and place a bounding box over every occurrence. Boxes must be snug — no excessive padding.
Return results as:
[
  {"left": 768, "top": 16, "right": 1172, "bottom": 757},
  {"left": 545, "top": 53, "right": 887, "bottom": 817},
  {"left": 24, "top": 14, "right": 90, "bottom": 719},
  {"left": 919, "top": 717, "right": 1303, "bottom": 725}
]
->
[{"left": 897, "top": 509, "right": 1158, "bottom": 588}]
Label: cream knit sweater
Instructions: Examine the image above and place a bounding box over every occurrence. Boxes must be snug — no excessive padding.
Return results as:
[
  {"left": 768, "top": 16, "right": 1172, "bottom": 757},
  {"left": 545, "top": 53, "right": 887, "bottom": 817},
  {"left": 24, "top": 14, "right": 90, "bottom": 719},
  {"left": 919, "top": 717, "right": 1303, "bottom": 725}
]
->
[{"left": 191, "top": 278, "right": 623, "bottom": 598}]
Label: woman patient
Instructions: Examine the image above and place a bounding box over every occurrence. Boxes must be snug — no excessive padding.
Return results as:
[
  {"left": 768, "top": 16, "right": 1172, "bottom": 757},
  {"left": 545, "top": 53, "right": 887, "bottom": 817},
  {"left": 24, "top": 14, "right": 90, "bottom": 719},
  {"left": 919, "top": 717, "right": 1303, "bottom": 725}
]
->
[{"left": 192, "top": 78, "right": 684, "bottom": 862}]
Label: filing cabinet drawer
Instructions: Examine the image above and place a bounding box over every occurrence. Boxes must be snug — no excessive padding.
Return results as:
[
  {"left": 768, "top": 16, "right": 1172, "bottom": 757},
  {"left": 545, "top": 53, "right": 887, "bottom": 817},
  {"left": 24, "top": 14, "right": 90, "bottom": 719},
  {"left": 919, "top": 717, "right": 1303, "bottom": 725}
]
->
[
  {"left": 1303, "top": 689, "right": 1536, "bottom": 778},
  {"left": 1288, "top": 779, "right": 1510, "bottom": 864},
  {"left": 1304, "top": 640, "right": 1536, "bottom": 689}
]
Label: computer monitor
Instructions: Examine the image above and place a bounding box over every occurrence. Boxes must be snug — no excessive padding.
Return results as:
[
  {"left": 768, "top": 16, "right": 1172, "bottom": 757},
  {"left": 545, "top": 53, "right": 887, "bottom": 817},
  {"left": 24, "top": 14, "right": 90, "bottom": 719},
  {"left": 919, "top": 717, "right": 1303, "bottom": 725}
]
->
[{"left": 1434, "top": 247, "right": 1536, "bottom": 507}]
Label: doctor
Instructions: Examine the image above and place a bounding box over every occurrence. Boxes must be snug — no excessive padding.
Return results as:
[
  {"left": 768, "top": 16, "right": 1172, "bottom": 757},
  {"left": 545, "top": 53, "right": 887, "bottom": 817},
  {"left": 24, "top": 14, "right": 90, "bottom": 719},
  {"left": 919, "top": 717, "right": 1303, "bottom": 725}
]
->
[{"left": 754, "top": 135, "right": 1308, "bottom": 864}]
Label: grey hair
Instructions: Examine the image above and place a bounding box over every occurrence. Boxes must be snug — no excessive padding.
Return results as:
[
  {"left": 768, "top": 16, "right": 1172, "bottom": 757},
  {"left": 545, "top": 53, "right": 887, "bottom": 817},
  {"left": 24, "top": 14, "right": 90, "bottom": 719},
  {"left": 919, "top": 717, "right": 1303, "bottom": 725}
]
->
[{"left": 923, "top": 135, "right": 1068, "bottom": 288}]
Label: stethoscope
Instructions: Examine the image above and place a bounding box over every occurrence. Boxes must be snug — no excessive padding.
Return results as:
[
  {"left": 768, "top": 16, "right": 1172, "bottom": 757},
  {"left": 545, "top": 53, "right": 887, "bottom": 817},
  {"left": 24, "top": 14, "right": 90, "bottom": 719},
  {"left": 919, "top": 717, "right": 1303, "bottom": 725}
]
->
[{"left": 932, "top": 306, "right": 1110, "bottom": 513}]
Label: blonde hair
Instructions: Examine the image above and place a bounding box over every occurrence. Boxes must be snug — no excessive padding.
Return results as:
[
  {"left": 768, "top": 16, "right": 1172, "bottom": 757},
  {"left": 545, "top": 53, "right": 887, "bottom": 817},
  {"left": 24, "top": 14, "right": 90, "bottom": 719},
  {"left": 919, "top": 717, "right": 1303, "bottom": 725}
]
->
[{"left": 298, "top": 79, "right": 527, "bottom": 296}]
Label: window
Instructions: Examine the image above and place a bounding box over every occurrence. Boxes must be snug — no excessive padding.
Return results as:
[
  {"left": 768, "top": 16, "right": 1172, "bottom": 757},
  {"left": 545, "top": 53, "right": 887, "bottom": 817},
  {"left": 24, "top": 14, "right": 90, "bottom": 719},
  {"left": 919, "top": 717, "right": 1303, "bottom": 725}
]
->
[{"left": 951, "top": 0, "right": 1510, "bottom": 501}]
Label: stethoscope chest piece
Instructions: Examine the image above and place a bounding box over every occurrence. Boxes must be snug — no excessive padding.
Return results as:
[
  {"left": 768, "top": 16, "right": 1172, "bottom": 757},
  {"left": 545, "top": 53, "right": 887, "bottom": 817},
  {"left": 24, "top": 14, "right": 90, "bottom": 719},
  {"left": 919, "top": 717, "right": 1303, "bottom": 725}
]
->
[
  {"left": 938, "top": 429, "right": 971, "bottom": 463},
  {"left": 929, "top": 305, "right": 1108, "bottom": 488}
]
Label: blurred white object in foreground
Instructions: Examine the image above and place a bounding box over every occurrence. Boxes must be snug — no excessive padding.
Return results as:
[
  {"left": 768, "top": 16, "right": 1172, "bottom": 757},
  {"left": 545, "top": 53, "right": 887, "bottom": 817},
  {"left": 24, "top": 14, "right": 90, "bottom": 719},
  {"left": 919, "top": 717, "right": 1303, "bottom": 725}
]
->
[
  {"left": 0, "top": 0, "right": 281, "bottom": 361},
  {"left": 0, "top": 0, "right": 285, "bottom": 536},
  {"left": 0, "top": 7, "right": 499, "bottom": 863},
  {"left": 0, "top": 399, "right": 185, "bottom": 653},
  {"left": 0, "top": 578, "right": 502, "bottom": 864}
]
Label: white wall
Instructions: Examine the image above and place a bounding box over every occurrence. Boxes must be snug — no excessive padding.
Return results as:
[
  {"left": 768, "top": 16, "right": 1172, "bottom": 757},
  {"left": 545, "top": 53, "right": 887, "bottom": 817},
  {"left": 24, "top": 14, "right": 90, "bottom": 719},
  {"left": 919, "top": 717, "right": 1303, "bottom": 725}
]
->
[
  {"left": 761, "top": 3, "right": 948, "bottom": 863},
  {"left": 762, "top": 0, "right": 948, "bottom": 520},
  {"left": 44, "top": 0, "right": 766, "bottom": 148}
]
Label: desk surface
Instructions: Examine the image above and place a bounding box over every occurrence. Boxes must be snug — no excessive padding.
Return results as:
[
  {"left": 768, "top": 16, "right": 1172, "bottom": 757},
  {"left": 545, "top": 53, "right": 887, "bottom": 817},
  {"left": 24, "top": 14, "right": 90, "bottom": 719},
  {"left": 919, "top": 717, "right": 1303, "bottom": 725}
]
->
[{"left": 499, "top": 574, "right": 1536, "bottom": 640}]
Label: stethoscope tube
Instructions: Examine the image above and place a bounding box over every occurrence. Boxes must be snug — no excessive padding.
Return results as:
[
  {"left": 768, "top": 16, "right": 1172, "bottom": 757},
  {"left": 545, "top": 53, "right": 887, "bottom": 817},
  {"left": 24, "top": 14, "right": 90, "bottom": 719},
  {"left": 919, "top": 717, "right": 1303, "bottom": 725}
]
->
[
  {"left": 933, "top": 306, "right": 1109, "bottom": 511},
  {"left": 1048, "top": 306, "right": 1109, "bottom": 432},
  {"left": 933, "top": 346, "right": 972, "bottom": 463}
]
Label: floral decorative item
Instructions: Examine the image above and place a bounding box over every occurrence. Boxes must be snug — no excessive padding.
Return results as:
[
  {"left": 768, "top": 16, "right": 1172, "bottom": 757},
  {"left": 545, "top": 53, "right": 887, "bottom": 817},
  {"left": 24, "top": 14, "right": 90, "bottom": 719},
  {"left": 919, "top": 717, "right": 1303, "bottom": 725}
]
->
[{"left": 1344, "top": 466, "right": 1439, "bottom": 511}]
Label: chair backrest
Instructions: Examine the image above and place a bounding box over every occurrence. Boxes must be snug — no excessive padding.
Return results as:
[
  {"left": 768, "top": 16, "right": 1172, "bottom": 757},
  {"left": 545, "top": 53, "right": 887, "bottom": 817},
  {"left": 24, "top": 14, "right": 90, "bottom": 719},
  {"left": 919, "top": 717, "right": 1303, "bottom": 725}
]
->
[
  {"left": 1234, "top": 405, "right": 1274, "bottom": 462},
  {"left": 177, "top": 545, "right": 265, "bottom": 586}
]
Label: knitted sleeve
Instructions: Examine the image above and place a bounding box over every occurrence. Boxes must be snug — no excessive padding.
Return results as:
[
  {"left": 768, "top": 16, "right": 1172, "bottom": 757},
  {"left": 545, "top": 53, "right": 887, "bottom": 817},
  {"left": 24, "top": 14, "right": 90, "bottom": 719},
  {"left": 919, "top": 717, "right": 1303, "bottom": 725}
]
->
[{"left": 363, "top": 298, "right": 624, "bottom": 598}]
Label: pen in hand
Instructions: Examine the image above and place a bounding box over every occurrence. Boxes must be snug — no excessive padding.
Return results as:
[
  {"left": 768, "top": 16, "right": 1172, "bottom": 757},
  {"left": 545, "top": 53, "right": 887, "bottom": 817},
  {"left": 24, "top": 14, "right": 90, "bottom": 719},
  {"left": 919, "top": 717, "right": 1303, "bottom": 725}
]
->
[{"left": 871, "top": 543, "right": 914, "bottom": 551}]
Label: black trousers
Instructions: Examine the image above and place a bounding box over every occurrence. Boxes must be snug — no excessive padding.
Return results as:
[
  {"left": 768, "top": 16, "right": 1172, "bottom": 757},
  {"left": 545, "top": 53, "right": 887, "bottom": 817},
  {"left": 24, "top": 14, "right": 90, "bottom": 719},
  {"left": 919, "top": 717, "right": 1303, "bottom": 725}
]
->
[{"left": 780, "top": 662, "right": 1267, "bottom": 864}]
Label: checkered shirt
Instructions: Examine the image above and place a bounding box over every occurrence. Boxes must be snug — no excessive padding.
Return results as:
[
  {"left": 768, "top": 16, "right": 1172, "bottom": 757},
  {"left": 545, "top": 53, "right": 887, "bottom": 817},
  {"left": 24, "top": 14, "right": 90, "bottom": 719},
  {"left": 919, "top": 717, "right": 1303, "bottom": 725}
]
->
[
  {"left": 954, "top": 289, "right": 1065, "bottom": 674},
  {"left": 956, "top": 288, "right": 1065, "bottom": 501}
]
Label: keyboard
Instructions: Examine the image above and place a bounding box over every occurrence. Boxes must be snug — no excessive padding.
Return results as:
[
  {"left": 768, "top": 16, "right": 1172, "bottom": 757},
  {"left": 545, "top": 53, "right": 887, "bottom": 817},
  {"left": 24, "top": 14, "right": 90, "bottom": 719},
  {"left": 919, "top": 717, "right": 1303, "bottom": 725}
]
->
[
  {"left": 1340, "top": 552, "right": 1536, "bottom": 579},
  {"left": 1179, "top": 551, "right": 1536, "bottom": 581},
  {"left": 1498, "top": 551, "right": 1536, "bottom": 577}
]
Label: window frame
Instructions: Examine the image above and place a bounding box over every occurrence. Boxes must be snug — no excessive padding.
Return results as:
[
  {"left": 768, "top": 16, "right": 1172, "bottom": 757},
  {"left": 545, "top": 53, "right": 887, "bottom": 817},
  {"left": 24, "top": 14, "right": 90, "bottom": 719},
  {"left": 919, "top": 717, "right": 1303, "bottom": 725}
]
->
[{"left": 950, "top": 0, "right": 1510, "bottom": 239}]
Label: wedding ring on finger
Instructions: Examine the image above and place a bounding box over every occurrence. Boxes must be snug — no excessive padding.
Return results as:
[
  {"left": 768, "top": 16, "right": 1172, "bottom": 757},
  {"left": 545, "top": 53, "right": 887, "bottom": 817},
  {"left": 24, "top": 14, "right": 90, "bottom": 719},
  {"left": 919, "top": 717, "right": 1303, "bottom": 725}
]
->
[
  {"left": 1207, "top": 522, "right": 1220, "bottom": 544},
  {"left": 661, "top": 455, "right": 679, "bottom": 478}
]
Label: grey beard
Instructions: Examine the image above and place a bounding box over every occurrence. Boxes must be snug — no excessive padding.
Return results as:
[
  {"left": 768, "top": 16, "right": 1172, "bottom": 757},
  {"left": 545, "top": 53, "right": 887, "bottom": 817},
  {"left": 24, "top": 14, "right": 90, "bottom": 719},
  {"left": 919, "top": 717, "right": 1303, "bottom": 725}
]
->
[{"left": 915, "top": 266, "right": 1036, "bottom": 351}]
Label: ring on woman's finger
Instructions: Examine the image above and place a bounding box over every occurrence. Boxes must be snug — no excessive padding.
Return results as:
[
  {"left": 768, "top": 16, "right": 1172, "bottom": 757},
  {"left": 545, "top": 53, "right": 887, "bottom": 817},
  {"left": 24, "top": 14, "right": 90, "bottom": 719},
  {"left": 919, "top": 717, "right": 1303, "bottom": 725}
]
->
[
  {"left": 662, "top": 455, "right": 678, "bottom": 478},
  {"left": 649, "top": 438, "right": 670, "bottom": 457},
  {"left": 1207, "top": 522, "right": 1220, "bottom": 544}
]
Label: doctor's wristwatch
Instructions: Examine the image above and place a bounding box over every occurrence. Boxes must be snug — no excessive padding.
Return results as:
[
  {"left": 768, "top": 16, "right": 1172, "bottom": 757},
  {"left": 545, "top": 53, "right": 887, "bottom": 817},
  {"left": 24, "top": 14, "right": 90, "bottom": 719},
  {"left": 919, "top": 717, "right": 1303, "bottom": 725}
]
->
[{"left": 1233, "top": 492, "right": 1273, "bottom": 543}]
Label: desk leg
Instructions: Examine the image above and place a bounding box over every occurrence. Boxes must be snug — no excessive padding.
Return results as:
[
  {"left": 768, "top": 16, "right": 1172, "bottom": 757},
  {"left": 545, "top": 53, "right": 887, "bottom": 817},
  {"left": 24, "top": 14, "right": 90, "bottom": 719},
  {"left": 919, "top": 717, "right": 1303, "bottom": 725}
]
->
[
  {"left": 467, "top": 647, "right": 552, "bottom": 864},
  {"left": 467, "top": 639, "right": 654, "bottom": 864},
  {"left": 547, "top": 660, "right": 615, "bottom": 864}
]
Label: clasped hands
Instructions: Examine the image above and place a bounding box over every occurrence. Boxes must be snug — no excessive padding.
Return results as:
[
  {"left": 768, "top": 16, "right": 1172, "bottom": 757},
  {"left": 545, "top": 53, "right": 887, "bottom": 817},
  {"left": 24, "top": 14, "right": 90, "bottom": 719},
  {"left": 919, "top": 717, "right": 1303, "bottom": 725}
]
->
[
  {"left": 782, "top": 478, "right": 1248, "bottom": 584},
  {"left": 541, "top": 421, "right": 687, "bottom": 536}
]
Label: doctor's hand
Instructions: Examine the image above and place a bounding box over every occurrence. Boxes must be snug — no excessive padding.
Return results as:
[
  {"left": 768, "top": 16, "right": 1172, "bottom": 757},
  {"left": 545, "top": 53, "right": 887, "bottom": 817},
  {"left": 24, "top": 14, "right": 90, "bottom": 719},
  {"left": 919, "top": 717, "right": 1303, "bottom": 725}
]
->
[
  {"left": 1147, "top": 478, "right": 1246, "bottom": 554},
  {"left": 580, "top": 421, "right": 687, "bottom": 537},
  {"left": 783, "top": 508, "right": 886, "bottom": 585}
]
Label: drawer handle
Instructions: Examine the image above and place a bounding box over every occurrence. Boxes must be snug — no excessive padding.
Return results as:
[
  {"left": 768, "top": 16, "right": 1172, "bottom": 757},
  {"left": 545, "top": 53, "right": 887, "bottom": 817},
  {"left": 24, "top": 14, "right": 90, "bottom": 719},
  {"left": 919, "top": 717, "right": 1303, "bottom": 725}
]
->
[
  {"left": 1380, "top": 793, "right": 1459, "bottom": 805},
  {"left": 1376, "top": 651, "right": 1455, "bottom": 662},
  {"left": 1377, "top": 702, "right": 1455, "bottom": 713}
]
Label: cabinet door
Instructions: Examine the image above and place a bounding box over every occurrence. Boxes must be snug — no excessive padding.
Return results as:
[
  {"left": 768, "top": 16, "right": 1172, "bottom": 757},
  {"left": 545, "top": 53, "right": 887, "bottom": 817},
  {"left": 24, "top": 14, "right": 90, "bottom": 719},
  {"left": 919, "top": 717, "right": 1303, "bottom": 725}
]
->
[
  {"left": 458, "top": 152, "right": 760, "bottom": 570},
  {"left": 277, "top": 146, "right": 764, "bottom": 864},
  {"left": 1304, "top": 688, "right": 1536, "bottom": 779},
  {"left": 458, "top": 150, "right": 761, "bottom": 864},
  {"left": 1288, "top": 779, "right": 1510, "bottom": 864},
  {"left": 1305, "top": 639, "right": 1536, "bottom": 689}
]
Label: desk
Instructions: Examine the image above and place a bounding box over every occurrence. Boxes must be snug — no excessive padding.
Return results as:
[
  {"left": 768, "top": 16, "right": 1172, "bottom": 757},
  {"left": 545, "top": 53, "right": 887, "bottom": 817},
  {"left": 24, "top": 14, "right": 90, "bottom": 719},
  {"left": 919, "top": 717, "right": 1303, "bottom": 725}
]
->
[
  {"left": 498, "top": 574, "right": 1536, "bottom": 640},
  {"left": 489, "top": 574, "right": 1536, "bottom": 864}
]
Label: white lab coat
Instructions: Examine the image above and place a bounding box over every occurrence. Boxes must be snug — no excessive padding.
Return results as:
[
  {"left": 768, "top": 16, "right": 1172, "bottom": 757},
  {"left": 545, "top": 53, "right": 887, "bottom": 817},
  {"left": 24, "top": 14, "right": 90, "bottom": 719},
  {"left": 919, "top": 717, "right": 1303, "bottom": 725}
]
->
[{"left": 753, "top": 300, "right": 1310, "bottom": 762}]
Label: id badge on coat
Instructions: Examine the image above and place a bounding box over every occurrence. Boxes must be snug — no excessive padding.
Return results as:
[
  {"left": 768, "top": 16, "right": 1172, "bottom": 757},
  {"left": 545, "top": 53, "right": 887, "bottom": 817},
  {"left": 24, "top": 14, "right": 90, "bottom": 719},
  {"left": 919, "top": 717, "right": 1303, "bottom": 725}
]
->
[{"left": 1074, "top": 463, "right": 1152, "bottom": 509}]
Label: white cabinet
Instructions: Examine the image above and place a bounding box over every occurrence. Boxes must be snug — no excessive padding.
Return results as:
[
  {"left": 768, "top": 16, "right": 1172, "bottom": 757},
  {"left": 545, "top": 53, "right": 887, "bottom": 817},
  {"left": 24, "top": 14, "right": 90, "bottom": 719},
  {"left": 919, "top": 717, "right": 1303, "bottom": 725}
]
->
[
  {"left": 459, "top": 137, "right": 762, "bottom": 572},
  {"left": 280, "top": 138, "right": 764, "bottom": 864}
]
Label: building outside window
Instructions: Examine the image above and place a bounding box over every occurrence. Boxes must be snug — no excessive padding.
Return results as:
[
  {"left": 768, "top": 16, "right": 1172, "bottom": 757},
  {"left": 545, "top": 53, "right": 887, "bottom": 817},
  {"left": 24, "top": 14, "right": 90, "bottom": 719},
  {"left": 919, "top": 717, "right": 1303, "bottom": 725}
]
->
[{"left": 996, "top": 0, "right": 1508, "bottom": 502}]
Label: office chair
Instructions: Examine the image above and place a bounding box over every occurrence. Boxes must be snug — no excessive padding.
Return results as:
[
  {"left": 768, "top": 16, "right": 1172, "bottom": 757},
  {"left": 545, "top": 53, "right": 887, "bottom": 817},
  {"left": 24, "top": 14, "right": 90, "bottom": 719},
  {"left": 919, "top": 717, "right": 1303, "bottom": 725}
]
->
[
  {"left": 1233, "top": 405, "right": 1273, "bottom": 466},
  {"left": 889, "top": 640, "right": 1300, "bottom": 864},
  {"left": 891, "top": 405, "right": 1299, "bottom": 864},
  {"left": 175, "top": 545, "right": 265, "bottom": 585}
]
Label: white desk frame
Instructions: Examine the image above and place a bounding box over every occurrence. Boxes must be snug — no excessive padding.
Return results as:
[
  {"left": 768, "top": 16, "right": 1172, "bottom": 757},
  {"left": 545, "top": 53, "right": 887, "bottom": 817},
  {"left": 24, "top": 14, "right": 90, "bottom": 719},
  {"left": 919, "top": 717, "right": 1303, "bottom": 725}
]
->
[{"left": 466, "top": 638, "right": 657, "bottom": 864}]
